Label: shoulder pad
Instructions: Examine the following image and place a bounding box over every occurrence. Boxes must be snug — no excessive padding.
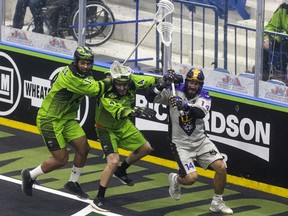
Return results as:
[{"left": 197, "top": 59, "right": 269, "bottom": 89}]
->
[{"left": 200, "top": 90, "right": 211, "bottom": 99}]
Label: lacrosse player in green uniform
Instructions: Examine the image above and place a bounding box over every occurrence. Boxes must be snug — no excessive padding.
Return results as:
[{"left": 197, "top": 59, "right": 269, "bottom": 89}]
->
[
  {"left": 90, "top": 62, "right": 157, "bottom": 211},
  {"left": 21, "top": 46, "right": 111, "bottom": 199}
]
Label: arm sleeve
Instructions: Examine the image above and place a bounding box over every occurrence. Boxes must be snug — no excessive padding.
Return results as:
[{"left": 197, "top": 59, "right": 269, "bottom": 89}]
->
[
  {"left": 132, "top": 74, "right": 157, "bottom": 91},
  {"left": 145, "top": 86, "right": 160, "bottom": 103},
  {"left": 66, "top": 73, "right": 110, "bottom": 97},
  {"left": 145, "top": 77, "right": 166, "bottom": 103},
  {"left": 101, "top": 96, "right": 133, "bottom": 121},
  {"left": 186, "top": 91, "right": 211, "bottom": 119},
  {"left": 153, "top": 89, "right": 171, "bottom": 106}
]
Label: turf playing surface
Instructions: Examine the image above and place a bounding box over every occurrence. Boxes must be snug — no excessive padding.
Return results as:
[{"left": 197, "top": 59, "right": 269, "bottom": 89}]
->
[{"left": 0, "top": 125, "right": 288, "bottom": 216}]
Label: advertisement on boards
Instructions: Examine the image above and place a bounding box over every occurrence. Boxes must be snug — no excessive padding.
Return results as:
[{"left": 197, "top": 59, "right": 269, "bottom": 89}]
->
[{"left": 0, "top": 46, "right": 288, "bottom": 189}]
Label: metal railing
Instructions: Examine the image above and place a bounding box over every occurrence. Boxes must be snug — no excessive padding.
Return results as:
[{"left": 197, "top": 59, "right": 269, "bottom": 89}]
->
[
  {"left": 160, "top": 0, "right": 221, "bottom": 72},
  {"left": 227, "top": 22, "right": 288, "bottom": 79}
]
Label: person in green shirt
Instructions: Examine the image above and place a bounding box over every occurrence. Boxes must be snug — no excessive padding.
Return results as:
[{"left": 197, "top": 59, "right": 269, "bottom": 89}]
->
[
  {"left": 263, "top": 3, "right": 288, "bottom": 81},
  {"left": 90, "top": 63, "right": 157, "bottom": 211},
  {"left": 21, "top": 46, "right": 111, "bottom": 199}
]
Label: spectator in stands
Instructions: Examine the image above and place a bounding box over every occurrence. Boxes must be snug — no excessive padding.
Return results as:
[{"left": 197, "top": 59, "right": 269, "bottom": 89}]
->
[
  {"left": 21, "top": 46, "right": 112, "bottom": 199},
  {"left": 43, "top": 0, "right": 74, "bottom": 37},
  {"left": 263, "top": 2, "right": 288, "bottom": 81},
  {"left": 146, "top": 68, "right": 233, "bottom": 215},
  {"left": 13, "top": 0, "right": 46, "bottom": 33}
]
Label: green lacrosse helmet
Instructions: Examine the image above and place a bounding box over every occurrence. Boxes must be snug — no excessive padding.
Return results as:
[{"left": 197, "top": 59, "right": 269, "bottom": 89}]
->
[
  {"left": 113, "top": 74, "right": 132, "bottom": 84},
  {"left": 74, "top": 46, "right": 94, "bottom": 63}
]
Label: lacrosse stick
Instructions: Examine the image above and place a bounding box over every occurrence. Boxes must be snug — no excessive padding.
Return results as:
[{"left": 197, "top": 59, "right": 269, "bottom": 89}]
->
[
  {"left": 123, "top": 0, "right": 174, "bottom": 65},
  {"left": 171, "top": 82, "right": 176, "bottom": 96},
  {"left": 157, "top": 21, "right": 174, "bottom": 46},
  {"left": 109, "top": 60, "right": 134, "bottom": 79}
]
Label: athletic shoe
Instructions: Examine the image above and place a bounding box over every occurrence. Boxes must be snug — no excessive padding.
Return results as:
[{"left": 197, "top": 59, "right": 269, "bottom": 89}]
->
[
  {"left": 90, "top": 196, "right": 110, "bottom": 212},
  {"left": 21, "top": 169, "right": 35, "bottom": 197},
  {"left": 112, "top": 168, "right": 134, "bottom": 186},
  {"left": 168, "top": 173, "right": 181, "bottom": 200},
  {"left": 210, "top": 199, "right": 233, "bottom": 215},
  {"left": 64, "top": 181, "right": 89, "bottom": 199}
]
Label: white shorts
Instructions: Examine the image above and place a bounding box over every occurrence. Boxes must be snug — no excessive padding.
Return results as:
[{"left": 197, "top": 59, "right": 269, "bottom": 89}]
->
[{"left": 171, "top": 136, "right": 223, "bottom": 177}]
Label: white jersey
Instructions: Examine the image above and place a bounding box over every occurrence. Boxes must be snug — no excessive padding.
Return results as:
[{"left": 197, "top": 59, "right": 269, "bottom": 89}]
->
[{"left": 154, "top": 84, "right": 211, "bottom": 148}]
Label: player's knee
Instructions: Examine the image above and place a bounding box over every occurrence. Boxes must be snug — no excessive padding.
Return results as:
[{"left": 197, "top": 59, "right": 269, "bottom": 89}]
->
[
  {"left": 57, "top": 155, "right": 69, "bottom": 167},
  {"left": 142, "top": 142, "right": 152, "bottom": 155},
  {"left": 214, "top": 161, "right": 227, "bottom": 175},
  {"left": 107, "top": 154, "right": 120, "bottom": 169},
  {"left": 77, "top": 142, "right": 90, "bottom": 156}
]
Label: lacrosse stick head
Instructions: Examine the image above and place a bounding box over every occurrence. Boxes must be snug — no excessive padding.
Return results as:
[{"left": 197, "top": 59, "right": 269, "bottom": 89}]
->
[
  {"left": 157, "top": 21, "right": 174, "bottom": 46},
  {"left": 155, "top": 0, "right": 175, "bottom": 23},
  {"left": 109, "top": 61, "right": 133, "bottom": 82}
]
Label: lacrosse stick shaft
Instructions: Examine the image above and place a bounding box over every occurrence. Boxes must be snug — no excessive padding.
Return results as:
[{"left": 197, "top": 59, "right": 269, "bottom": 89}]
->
[
  {"left": 171, "top": 82, "right": 176, "bottom": 96},
  {"left": 123, "top": 22, "right": 156, "bottom": 65}
]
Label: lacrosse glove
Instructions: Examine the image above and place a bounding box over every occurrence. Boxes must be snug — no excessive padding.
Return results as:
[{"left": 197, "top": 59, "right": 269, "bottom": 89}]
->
[
  {"left": 169, "top": 96, "right": 189, "bottom": 111},
  {"left": 175, "top": 74, "right": 183, "bottom": 85},
  {"left": 130, "top": 106, "right": 156, "bottom": 118},
  {"left": 163, "top": 69, "right": 177, "bottom": 84}
]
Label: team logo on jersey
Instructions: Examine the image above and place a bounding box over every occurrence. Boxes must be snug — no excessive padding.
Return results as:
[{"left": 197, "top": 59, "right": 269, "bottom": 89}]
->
[
  {"left": 137, "top": 79, "right": 145, "bottom": 86},
  {"left": 108, "top": 92, "right": 117, "bottom": 99},
  {"left": 179, "top": 114, "right": 195, "bottom": 136}
]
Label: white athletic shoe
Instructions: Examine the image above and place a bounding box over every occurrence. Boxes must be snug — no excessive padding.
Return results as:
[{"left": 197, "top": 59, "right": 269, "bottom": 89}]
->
[
  {"left": 210, "top": 199, "right": 233, "bottom": 215},
  {"left": 168, "top": 173, "right": 181, "bottom": 200}
]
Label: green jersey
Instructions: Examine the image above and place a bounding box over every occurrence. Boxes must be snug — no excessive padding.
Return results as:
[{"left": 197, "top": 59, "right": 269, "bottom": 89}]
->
[
  {"left": 38, "top": 63, "right": 111, "bottom": 120},
  {"left": 95, "top": 74, "right": 157, "bottom": 130},
  {"left": 264, "top": 3, "right": 288, "bottom": 42}
]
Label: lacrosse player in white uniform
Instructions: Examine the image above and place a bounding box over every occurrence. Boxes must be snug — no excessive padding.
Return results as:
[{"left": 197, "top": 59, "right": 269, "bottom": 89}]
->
[{"left": 146, "top": 68, "right": 233, "bottom": 215}]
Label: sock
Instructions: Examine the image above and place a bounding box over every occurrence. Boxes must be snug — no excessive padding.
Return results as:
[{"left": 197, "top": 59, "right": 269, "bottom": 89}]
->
[
  {"left": 213, "top": 194, "right": 223, "bottom": 201},
  {"left": 119, "top": 160, "right": 130, "bottom": 172},
  {"left": 29, "top": 165, "right": 44, "bottom": 180},
  {"left": 69, "top": 165, "right": 82, "bottom": 182},
  {"left": 97, "top": 185, "right": 107, "bottom": 198}
]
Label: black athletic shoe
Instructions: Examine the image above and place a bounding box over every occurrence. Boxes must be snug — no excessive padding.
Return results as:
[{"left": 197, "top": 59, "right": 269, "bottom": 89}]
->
[
  {"left": 64, "top": 181, "right": 89, "bottom": 199},
  {"left": 21, "top": 169, "right": 35, "bottom": 197},
  {"left": 112, "top": 169, "right": 134, "bottom": 186},
  {"left": 90, "top": 196, "right": 110, "bottom": 212}
]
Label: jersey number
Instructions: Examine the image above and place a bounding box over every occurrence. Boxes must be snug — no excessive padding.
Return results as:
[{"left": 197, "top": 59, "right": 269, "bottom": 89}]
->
[{"left": 184, "top": 162, "right": 194, "bottom": 171}]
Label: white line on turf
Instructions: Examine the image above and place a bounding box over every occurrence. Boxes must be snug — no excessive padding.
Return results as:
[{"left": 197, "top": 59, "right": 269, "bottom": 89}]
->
[{"left": 0, "top": 175, "right": 122, "bottom": 216}]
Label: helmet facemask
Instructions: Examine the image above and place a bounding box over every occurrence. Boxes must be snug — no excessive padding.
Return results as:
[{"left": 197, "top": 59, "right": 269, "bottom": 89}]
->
[
  {"left": 109, "top": 61, "right": 133, "bottom": 96},
  {"left": 113, "top": 75, "right": 131, "bottom": 96}
]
